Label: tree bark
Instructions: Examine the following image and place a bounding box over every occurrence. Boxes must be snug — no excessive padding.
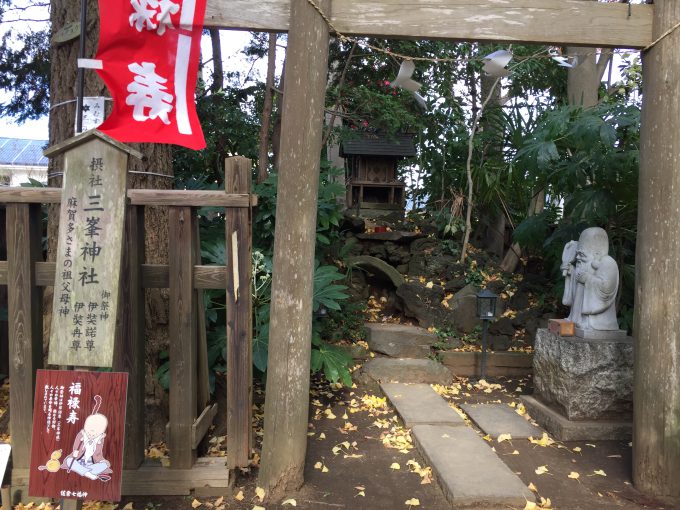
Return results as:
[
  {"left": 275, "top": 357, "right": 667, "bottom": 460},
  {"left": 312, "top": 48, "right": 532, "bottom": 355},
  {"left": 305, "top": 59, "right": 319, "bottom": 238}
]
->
[
  {"left": 566, "top": 0, "right": 612, "bottom": 108},
  {"left": 258, "top": 0, "right": 330, "bottom": 500},
  {"left": 48, "top": 0, "right": 172, "bottom": 443},
  {"left": 257, "top": 33, "right": 276, "bottom": 183},
  {"left": 209, "top": 28, "right": 223, "bottom": 93},
  {"left": 271, "top": 59, "right": 285, "bottom": 172},
  {"left": 633, "top": 0, "right": 680, "bottom": 499},
  {"left": 499, "top": 189, "right": 544, "bottom": 273}
]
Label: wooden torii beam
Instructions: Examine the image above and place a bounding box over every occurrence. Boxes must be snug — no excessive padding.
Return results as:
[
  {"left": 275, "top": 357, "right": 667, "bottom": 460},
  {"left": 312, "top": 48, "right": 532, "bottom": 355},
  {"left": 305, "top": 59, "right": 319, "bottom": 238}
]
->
[{"left": 205, "top": 0, "right": 653, "bottom": 48}]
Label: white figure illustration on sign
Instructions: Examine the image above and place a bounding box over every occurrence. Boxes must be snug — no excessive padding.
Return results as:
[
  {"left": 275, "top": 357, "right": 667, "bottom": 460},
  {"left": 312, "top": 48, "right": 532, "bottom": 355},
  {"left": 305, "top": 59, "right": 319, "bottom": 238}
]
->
[
  {"left": 126, "top": 62, "right": 174, "bottom": 125},
  {"left": 129, "top": 0, "right": 180, "bottom": 35},
  {"left": 61, "top": 395, "right": 112, "bottom": 482}
]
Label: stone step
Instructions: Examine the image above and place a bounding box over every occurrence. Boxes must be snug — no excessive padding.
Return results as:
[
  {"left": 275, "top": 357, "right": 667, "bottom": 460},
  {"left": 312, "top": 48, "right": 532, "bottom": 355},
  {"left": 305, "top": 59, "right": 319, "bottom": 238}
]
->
[
  {"left": 412, "top": 424, "right": 535, "bottom": 509},
  {"left": 460, "top": 403, "right": 543, "bottom": 439},
  {"left": 365, "top": 322, "right": 436, "bottom": 359},
  {"left": 381, "top": 383, "right": 465, "bottom": 428},
  {"left": 520, "top": 395, "right": 632, "bottom": 441},
  {"left": 354, "top": 358, "right": 453, "bottom": 389}
]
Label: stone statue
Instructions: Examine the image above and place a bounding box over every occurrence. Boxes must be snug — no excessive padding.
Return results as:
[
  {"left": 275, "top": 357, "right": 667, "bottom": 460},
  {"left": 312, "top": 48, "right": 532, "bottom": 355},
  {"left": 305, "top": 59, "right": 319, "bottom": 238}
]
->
[{"left": 561, "top": 227, "right": 619, "bottom": 331}]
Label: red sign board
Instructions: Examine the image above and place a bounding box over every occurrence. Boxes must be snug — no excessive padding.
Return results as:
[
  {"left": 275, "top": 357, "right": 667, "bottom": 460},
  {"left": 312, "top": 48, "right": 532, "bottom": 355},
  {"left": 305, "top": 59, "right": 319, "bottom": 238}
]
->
[{"left": 29, "top": 370, "right": 128, "bottom": 501}]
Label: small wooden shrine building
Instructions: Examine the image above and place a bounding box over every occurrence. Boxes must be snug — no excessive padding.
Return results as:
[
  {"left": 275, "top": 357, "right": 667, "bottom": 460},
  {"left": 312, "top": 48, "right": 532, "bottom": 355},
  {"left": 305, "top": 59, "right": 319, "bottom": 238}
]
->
[{"left": 340, "top": 132, "right": 416, "bottom": 216}]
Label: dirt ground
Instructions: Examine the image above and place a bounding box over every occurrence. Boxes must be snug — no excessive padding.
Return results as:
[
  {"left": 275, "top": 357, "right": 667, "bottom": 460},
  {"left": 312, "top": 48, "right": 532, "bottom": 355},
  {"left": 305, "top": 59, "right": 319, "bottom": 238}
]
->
[{"left": 3, "top": 375, "right": 678, "bottom": 510}]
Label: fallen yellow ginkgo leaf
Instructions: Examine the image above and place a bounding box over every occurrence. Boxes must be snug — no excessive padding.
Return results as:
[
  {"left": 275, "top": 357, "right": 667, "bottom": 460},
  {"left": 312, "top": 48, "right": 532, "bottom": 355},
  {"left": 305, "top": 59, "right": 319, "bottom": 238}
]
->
[
  {"left": 528, "top": 482, "right": 538, "bottom": 492},
  {"left": 253, "top": 506, "right": 265, "bottom": 510},
  {"left": 235, "top": 490, "right": 244, "bottom": 501},
  {"left": 535, "top": 465, "right": 549, "bottom": 475},
  {"left": 390, "top": 462, "right": 401, "bottom": 470},
  {"left": 497, "top": 433, "right": 512, "bottom": 443},
  {"left": 404, "top": 498, "right": 420, "bottom": 507},
  {"left": 191, "top": 499, "right": 202, "bottom": 509},
  {"left": 593, "top": 469, "right": 607, "bottom": 476},
  {"left": 255, "top": 487, "right": 265, "bottom": 502},
  {"left": 528, "top": 433, "right": 555, "bottom": 447},
  {"left": 572, "top": 446, "right": 582, "bottom": 453},
  {"left": 282, "top": 499, "right": 297, "bottom": 506},
  {"left": 523, "top": 502, "right": 538, "bottom": 510},
  {"left": 568, "top": 471, "right": 580, "bottom": 480}
]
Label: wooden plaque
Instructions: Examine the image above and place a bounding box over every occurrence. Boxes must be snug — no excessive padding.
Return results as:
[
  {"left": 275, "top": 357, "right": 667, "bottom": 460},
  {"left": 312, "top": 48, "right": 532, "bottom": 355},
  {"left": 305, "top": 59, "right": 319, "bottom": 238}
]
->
[
  {"left": 48, "top": 134, "right": 128, "bottom": 367},
  {"left": 29, "top": 370, "right": 128, "bottom": 501},
  {"left": 548, "top": 318, "right": 575, "bottom": 337}
]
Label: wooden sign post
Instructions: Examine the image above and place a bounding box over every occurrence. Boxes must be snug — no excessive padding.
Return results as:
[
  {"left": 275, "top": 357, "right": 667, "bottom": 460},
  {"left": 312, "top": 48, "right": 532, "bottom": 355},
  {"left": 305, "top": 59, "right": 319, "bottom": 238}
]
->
[{"left": 44, "top": 130, "right": 141, "bottom": 368}]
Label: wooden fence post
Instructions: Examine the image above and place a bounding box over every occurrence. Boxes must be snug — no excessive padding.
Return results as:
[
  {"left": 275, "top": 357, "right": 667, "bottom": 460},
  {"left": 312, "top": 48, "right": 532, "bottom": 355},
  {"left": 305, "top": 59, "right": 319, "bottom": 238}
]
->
[
  {"left": 113, "top": 205, "right": 146, "bottom": 469},
  {"left": 225, "top": 156, "right": 253, "bottom": 470},
  {"left": 7, "top": 204, "right": 43, "bottom": 469},
  {"left": 0, "top": 206, "right": 8, "bottom": 378},
  {"left": 168, "top": 207, "right": 197, "bottom": 469}
]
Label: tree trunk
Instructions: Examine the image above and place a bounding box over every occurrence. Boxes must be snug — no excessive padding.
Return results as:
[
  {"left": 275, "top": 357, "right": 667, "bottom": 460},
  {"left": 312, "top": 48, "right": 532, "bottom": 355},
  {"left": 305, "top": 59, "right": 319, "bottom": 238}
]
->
[
  {"left": 209, "top": 29, "right": 223, "bottom": 93},
  {"left": 257, "top": 33, "right": 277, "bottom": 183},
  {"left": 271, "top": 59, "right": 285, "bottom": 172},
  {"left": 258, "top": 0, "right": 330, "bottom": 500},
  {"left": 499, "top": 190, "right": 544, "bottom": 273},
  {"left": 48, "top": 0, "right": 172, "bottom": 443},
  {"left": 566, "top": 0, "right": 612, "bottom": 108},
  {"left": 633, "top": 0, "right": 680, "bottom": 499}
]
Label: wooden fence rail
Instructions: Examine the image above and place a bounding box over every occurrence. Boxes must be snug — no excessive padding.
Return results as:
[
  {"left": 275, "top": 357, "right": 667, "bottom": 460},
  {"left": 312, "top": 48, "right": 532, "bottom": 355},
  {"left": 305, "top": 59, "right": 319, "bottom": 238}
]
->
[{"left": 0, "top": 156, "right": 254, "bottom": 498}]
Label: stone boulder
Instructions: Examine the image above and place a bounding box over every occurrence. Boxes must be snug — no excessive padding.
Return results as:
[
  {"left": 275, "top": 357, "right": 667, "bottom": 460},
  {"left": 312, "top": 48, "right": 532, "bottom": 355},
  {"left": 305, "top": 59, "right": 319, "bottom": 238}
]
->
[
  {"left": 533, "top": 328, "right": 634, "bottom": 421},
  {"left": 447, "top": 284, "right": 483, "bottom": 334},
  {"left": 396, "top": 282, "right": 453, "bottom": 329},
  {"left": 489, "top": 317, "right": 515, "bottom": 337},
  {"left": 366, "top": 323, "right": 435, "bottom": 359},
  {"left": 346, "top": 256, "right": 405, "bottom": 288},
  {"left": 341, "top": 213, "right": 365, "bottom": 233},
  {"left": 489, "top": 335, "right": 512, "bottom": 351}
]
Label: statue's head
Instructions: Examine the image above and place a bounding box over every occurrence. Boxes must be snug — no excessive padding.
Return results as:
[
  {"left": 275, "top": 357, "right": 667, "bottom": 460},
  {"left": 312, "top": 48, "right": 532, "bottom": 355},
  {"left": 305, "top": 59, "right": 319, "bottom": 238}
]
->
[
  {"left": 83, "top": 413, "right": 108, "bottom": 439},
  {"left": 576, "top": 227, "right": 609, "bottom": 262}
]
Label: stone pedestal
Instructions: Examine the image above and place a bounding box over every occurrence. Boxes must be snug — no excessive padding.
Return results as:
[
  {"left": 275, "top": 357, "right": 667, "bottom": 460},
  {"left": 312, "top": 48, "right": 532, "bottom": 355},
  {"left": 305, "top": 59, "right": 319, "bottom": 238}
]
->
[{"left": 521, "top": 328, "right": 633, "bottom": 441}]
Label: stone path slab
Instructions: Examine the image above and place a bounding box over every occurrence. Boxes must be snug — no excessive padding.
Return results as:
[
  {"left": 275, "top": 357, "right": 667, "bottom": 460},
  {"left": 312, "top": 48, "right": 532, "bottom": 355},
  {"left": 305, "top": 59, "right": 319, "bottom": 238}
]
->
[
  {"left": 355, "top": 358, "right": 453, "bottom": 388},
  {"left": 412, "top": 424, "right": 535, "bottom": 509},
  {"left": 460, "top": 403, "right": 543, "bottom": 439},
  {"left": 381, "top": 383, "right": 465, "bottom": 428},
  {"left": 366, "top": 323, "right": 435, "bottom": 359}
]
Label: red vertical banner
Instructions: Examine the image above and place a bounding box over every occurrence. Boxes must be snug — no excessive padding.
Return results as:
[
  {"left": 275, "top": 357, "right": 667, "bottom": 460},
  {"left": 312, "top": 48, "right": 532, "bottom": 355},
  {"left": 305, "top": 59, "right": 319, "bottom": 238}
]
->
[
  {"left": 94, "top": 0, "right": 207, "bottom": 149},
  {"left": 29, "top": 370, "right": 129, "bottom": 502}
]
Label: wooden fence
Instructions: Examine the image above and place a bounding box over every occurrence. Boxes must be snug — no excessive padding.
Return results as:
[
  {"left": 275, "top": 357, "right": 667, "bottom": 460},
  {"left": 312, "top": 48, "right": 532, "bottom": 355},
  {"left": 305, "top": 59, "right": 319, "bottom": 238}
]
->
[{"left": 0, "top": 156, "right": 254, "bottom": 498}]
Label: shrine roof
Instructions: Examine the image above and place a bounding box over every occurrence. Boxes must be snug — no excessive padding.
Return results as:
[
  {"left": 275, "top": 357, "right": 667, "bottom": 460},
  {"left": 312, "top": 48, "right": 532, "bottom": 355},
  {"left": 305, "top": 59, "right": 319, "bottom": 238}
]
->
[
  {"left": 0, "top": 137, "right": 48, "bottom": 167},
  {"left": 340, "top": 132, "right": 416, "bottom": 158}
]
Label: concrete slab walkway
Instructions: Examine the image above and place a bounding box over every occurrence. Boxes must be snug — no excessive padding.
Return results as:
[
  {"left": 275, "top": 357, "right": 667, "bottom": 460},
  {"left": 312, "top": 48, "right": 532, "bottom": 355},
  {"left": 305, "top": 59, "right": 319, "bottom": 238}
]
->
[
  {"left": 413, "top": 424, "right": 535, "bottom": 509},
  {"left": 460, "top": 403, "right": 542, "bottom": 439},
  {"left": 381, "top": 383, "right": 465, "bottom": 428},
  {"left": 380, "top": 383, "right": 535, "bottom": 508}
]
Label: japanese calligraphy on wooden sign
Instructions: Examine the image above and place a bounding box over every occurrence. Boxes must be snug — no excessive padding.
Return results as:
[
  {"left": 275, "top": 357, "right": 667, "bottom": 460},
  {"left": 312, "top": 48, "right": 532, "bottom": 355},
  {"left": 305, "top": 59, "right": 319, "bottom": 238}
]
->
[
  {"left": 29, "top": 370, "right": 128, "bottom": 502},
  {"left": 47, "top": 131, "right": 131, "bottom": 367}
]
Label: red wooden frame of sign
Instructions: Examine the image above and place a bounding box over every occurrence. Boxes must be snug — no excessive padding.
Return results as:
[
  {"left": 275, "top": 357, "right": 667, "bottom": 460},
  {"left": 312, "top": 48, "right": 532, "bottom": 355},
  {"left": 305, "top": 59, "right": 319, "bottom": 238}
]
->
[{"left": 29, "top": 370, "right": 128, "bottom": 501}]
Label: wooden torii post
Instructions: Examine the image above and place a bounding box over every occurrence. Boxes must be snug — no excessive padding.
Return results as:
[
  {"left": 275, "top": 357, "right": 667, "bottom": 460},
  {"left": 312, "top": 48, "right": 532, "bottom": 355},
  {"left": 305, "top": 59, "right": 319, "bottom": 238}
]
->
[{"left": 203, "top": 0, "right": 679, "bottom": 499}]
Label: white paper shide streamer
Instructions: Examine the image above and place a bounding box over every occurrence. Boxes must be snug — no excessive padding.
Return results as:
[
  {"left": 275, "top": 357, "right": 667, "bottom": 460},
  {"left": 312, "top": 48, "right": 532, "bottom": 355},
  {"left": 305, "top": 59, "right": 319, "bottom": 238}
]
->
[
  {"left": 391, "top": 60, "right": 426, "bottom": 109},
  {"left": 549, "top": 49, "right": 583, "bottom": 69},
  {"left": 482, "top": 50, "right": 513, "bottom": 77}
]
